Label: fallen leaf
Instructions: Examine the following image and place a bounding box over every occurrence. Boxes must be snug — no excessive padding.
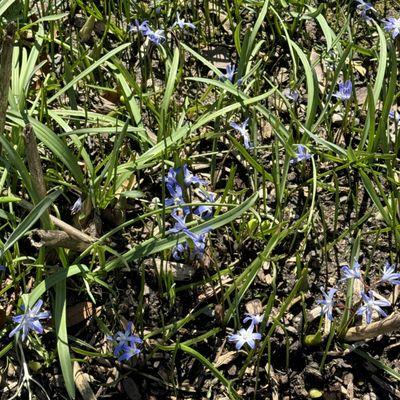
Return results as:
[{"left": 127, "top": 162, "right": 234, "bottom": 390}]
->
[
  {"left": 214, "top": 351, "right": 237, "bottom": 368},
  {"left": 66, "top": 302, "right": 101, "bottom": 327}
]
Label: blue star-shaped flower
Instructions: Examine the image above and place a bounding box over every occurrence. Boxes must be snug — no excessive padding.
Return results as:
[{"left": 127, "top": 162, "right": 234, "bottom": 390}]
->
[
  {"left": 379, "top": 261, "right": 400, "bottom": 285},
  {"left": 356, "top": 291, "right": 391, "bottom": 324},
  {"left": 243, "top": 313, "right": 264, "bottom": 327},
  {"left": 9, "top": 299, "right": 50, "bottom": 341},
  {"left": 383, "top": 17, "right": 400, "bottom": 39},
  {"left": 230, "top": 118, "right": 251, "bottom": 149},
  {"left": 172, "top": 13, "right": 196, "bottom": 30},
  {"left": 220, "top": 64, "right": 236, "bottom": 82},
  {"left": 290, "top": 144, "right": 312, "bottom": 164},
  {"left": 228, "top": 325, "right": 262, "bottom": 350},
  {"left": 333, "top": 80, "right": 352, "bottom": 101},
  {"left": 316, "top": 287, "right": 337, "bottom": 321},
  {"left": 340, "top": 260, "right": 362, "bottom": 282}
]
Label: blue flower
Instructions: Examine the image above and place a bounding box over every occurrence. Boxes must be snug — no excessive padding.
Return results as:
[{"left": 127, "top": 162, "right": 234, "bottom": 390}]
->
[
  {"left": 108, "top": 322, "right": 142, "bottom": 361},
  {"left": 173, "top": 13, "right": 196, "bottom": 30},
  {"left": 290, "top": 144, "right": 312, "bottom": 164},
  {"left": 316, "top": 287, "right": 337, "bottom": 321},
  {"left": 340, "top": 260, "right": 362, "bottom": 282},
  {"left": 194, "top": 205, "right": 213, "bottom": 220},
  {"left": 117, "top": 344, "right": 141, "bottom": 362},
  {"left": 109, "top": 322, "right": 142, "bottom": 355},
  {"left": 130, "top": 20, "right": 165, "bottom": 45},
  {"left": 129, "top": 20, "right": 151, "bottom": 35},
  {"left": 230, "top": 118, "right": 251, "bottom": 149},
  {"left": 9, "top": 300, "right": 50, "bottom": 341},
  {"left": 220, "top": 64, "right": 236, "bottom": 82},
  {"left": 379, "top": 261, "right": 400, "bottom": 285},
  {"left": 172, "top": 242, "right": 187, "bottom": 261},
  {"left": 356, "top": 291, "right": 391, "bottom": 324},
  {"left": 284, "top": 89, "right": 300, "bottom": 102},
  {"left": 147, "top": 29, "right": 165, "bottom": 45},
  {"left": 0, "top": 265, "right": 6, "bottom": 272},
  {"left": 389, "top": 110, "right": 400, "bottom": 123},
  {"left": 243, "top": 313, "right": 264, "bottom": 327},
  {"left": 165, "top": 184, "right": 189, "bottom": 214},
  {"left": 194, "top": 190, "right": 216, "bottom": 220},
  {"left": 383, "top": 17, "right": 400, "bottom": 39},
  {"left": 356, "top": 1, "right": 375, "bottom": 21},
  {"left": 333, "top": 80, "right": 352, "bottom": 101},
  {"left": 70, "top": 196, "right": 82, "bottom": 215},
  {"left": 168, "top": 210, "right": 191, "bottom": 235},
  {"left": 166, "top": 164, "right": 207, "bottom": 188},
  {"left": 228, "top": 325, "right": 262, "bottom": 350},
  {"left": 189, "top": 230, "right": 209, "bottom": 260},
  {"left": 181, "top": 164, "right": 208, "bottom": 186},
  {"left": 171, "top": 227, "right": 210, "bottom": 261}
]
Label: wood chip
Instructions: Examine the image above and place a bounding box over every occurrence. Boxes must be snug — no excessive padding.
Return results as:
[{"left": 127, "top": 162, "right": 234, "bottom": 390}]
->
[{"left": 74, "top": 362, "right": 96, "bottom": 400}]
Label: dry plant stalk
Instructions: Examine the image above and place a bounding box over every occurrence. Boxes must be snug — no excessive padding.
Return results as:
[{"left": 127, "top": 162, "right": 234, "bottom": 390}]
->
[
  {"left": 17, "top": 197, "right": 95, "bottom": 245},
  {"left": 24, "top": 124, "right": 48, "bottom": 199},
  {"left": 0, "top": 22, "right": 16, "bottom": 151},
  {"left": 29, "top": 229, "right": 91, "bottom": 252},
  {"left": 345, "top": 312, "right": 400, "bottom": 342}
]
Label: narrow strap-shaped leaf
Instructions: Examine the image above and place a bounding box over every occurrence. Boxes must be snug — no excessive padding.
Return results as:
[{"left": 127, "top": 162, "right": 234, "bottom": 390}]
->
[
  {"left": 28, "top": 264, "right": 89, "bottom": 307},
  {"left": 105, "top": 193, "right": 259, "bottom": 272},
  {"left": 0, "top": 190, "right": 61, "bottom": 256},
  {"left": 47, "top": 42, "right": 130, "bottom": 104},
  {"left": 29, "top": 118, "right": 85, "bottom": 186}
]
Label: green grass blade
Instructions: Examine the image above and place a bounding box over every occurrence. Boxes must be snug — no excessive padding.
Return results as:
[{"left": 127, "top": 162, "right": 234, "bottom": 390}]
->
[
  {"left": 0, "top": 190, "right": 61, "bottom": 256},
  {"left": 105, "top": 193, "right": 258, "bottom": 272},
  {"left": 47, "top": 43, "right": 130, "bottom": 104},
  {"left": 29, "top": 118, "right": 85, "bottom": 186},
  {"left": 28, "top": 264, "right": 89, "bottom": 307},
  {"left": 0, "top": 0, "right": 15, "bottom": 16}
]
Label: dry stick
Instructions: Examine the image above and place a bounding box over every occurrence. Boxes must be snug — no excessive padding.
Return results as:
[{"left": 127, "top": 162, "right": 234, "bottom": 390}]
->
[
  {"left": 29, "top": 229, "right": 91, "bottom": 252},
  {"left": 0, "top": 22, "right": 16, "bottom": 153},
  {"left": 344, "top": 312, "right": 400, "bottom": 342},
  {"left": 22, "top": 123, "right": 95, "bottom": 247},
  {"left": 23, "top": 124, "right": 52, "bottom": 228},
  {"left": 17, "top": 198, "right": 95, "bottom": 245}
]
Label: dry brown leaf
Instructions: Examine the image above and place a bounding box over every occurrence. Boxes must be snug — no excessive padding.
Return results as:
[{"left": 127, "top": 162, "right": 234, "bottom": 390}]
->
[
  {"left": 345, "top": 312, "right": 400, "bottom": 342},
  {"left": 198, "top": 275, "right": 232, "bottom": 301},
  {"left": 66, "top": 302, "right": 101, "bottom": 327},
  {"left": 214, "top": 351, "right": 237, "bottom": 368},
  {"left": 245, "top": 299, "right": 263, "bottom": 315},
  {"left": 148, "top": 258, "right": 196, "bottom": 281},
  {"left": 74, "top": 362, "right": 96, "bottom": 400}
]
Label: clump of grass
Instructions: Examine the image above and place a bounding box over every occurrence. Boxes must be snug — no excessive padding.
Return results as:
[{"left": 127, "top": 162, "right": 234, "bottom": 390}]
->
[{"left": 0, "top": 0, "right": 399, "bottom": 399}]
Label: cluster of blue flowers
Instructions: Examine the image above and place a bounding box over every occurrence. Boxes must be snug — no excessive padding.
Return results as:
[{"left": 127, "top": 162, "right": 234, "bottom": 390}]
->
[
  {"left": 129, "top": 13, "right": 195, "bottom": 45},
  {"left": 228, "top": 312, "right": 263, "bottom": 350},
  {"left": 355, "top": 0, "right": 400, "bottom": 37},
  {"left": 130, "top": 20, "right": 166, "bottom": 45},
  {"left": 108, "top": 321, "right": 143, "bottom": 362},
  {"left": 317, "top": 260, "right": 399, "bottom": 324},
  {"left": 165, "top": 164, "right": 216, "bottom": 261}
]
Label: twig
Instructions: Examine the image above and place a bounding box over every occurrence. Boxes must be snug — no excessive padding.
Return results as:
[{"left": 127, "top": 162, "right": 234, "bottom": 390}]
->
[
  {"left": 29, "top": 229, "right": 91, "bottom": 252},
  {"left": 16, "top": 197, "right": 96, "bottom": 244},
  {"left": 0, "top": 22, "right": 16, "bottom": 152},
  {"left": 345, "top": 312, "right": 400, "bottom": 342}
]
